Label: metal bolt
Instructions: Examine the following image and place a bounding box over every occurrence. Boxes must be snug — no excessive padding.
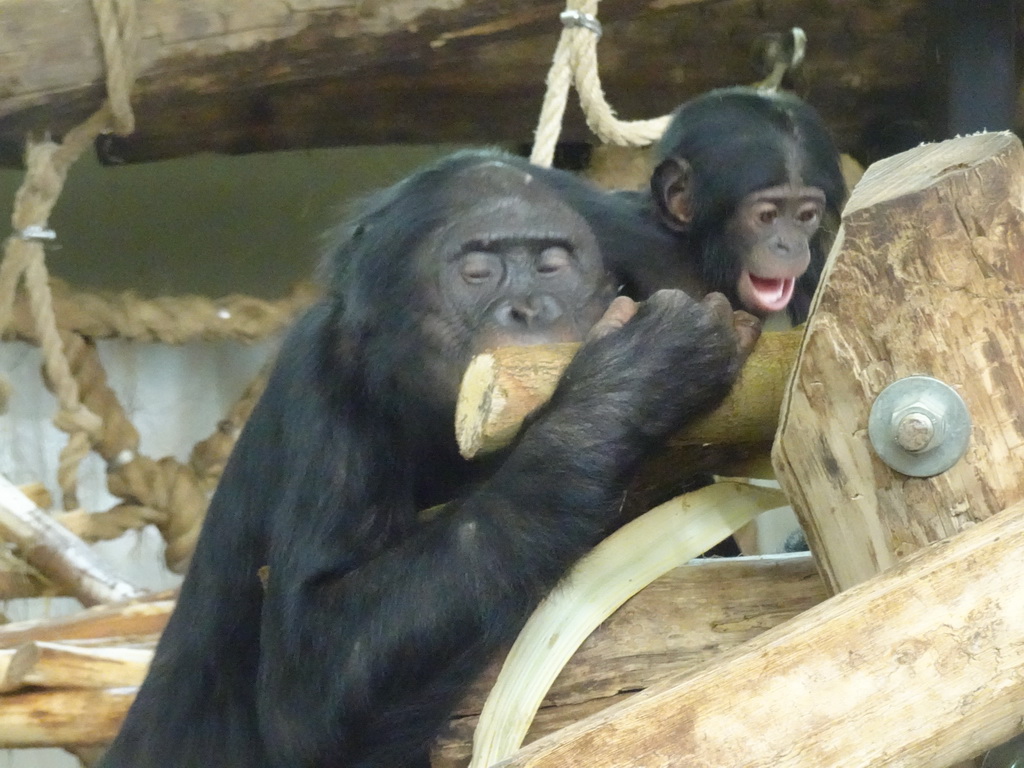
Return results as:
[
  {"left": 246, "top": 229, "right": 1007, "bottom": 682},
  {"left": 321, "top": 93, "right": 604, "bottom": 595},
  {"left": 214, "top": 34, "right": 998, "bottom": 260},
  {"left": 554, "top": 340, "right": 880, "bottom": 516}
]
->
[
  {"left": 894, "top": 411, "right": 936, "bottom": 452},
  {"left": 889, "top": 400, "right": 946, "bottom": 454},
  {"left": 869, "top": 376, "right": 971, "bottom": 477}
]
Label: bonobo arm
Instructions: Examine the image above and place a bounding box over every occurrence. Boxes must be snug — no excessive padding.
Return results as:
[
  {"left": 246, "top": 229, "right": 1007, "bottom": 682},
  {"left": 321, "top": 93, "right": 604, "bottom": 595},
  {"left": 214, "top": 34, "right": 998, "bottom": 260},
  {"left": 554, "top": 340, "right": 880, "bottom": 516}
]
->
[{"left": 257, "top": 292, "right": 759, "bottom": 768}]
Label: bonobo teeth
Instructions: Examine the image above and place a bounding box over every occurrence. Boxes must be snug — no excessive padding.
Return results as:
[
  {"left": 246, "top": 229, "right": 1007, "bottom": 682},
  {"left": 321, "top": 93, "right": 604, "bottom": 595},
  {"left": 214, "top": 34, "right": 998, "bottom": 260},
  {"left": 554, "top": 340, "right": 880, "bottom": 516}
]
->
[{"left": 740, "top": 271, "right": 796, "bottom": 314}]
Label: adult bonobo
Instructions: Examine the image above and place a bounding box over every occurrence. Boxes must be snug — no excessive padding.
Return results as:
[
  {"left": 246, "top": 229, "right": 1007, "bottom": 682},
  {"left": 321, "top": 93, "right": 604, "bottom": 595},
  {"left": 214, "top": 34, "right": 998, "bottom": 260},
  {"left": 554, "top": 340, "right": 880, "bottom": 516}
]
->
[
  {"left": 533, "top": 87, "right": 846, "bottom": 323},
  {"left": 99, "top": 150, "right": 759, "bottom": 768}
]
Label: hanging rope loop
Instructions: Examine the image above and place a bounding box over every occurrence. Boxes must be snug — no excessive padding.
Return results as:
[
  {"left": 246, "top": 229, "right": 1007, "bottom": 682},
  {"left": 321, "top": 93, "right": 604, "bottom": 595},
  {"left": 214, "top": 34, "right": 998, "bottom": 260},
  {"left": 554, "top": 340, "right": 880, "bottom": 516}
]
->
[{"left": 531, "top": 0, "right": 672, "bottom": 167}]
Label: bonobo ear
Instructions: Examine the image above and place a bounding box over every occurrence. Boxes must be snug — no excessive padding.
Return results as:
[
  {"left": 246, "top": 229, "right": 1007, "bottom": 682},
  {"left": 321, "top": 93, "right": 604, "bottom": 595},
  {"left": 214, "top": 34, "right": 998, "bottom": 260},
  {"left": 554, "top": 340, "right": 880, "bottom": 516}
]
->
[{"left": 651, "top": 157, "right": 695, "bottom": 232}]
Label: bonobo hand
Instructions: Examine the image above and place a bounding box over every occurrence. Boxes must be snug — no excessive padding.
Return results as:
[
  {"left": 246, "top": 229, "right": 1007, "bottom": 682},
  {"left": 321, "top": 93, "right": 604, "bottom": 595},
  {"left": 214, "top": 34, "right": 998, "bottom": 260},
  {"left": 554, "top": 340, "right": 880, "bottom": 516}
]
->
[{"left": 557, "top": 289, "right": 760, "bottom": 448}]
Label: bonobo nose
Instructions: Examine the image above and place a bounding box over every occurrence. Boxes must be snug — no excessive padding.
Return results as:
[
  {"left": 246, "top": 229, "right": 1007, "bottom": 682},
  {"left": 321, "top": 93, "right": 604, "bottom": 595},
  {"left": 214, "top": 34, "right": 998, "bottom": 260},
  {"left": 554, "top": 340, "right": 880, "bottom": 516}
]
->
[
  {"left": 772, "top": 236, "right": 791, "bottom": 255},
  {"left": 494, "top": 296, "right": 562, "bottom": 328}
]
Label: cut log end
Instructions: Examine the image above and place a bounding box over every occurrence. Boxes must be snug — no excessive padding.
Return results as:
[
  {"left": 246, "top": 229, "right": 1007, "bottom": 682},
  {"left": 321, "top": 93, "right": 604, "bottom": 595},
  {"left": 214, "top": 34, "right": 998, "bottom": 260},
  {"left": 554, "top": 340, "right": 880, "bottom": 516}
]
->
[{"left": 455, "top": 352, "right": 499, "bottom": 459}]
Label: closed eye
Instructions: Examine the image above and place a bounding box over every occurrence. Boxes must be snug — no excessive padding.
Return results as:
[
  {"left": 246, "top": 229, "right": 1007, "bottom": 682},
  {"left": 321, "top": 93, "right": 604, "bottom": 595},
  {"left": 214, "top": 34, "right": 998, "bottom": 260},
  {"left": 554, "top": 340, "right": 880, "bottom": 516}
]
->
[
  {"left": 537, "top": 246, "right": 572, "bottom": 275},
  {"left": 460, "top": 251, "right": 502, "bottom": 284}
]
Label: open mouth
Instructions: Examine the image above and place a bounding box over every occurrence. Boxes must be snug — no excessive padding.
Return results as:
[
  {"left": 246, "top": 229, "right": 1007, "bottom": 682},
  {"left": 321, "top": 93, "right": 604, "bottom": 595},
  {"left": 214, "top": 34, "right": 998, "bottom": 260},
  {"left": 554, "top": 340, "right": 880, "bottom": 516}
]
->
[{"left": 738, "top": 271, "right": 796, "bottom": 315}]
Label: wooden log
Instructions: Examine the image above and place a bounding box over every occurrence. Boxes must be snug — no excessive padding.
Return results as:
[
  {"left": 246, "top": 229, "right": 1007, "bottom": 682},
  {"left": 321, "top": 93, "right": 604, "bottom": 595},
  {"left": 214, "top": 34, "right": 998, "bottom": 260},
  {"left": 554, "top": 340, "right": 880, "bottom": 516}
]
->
[
  {"left": 433, "top": 553, "right": 825, "bottom": 768},
  {"left": 0, "top": 688, "right": 136, "bottom": 748},
  {"left": 773, "top": 131, "right": 1024, "bottom": 592},
  {"left": 0, "top": 0, "right": 930, "bottom": 165},
  {"left": 0, "top": 642, "right": 152, "bottom": 693},
  {"left": 0, "top": 592, "right": 173, "bottom": 649},
  {"left": 456, "top": 329, "right": 801, "bottom": 458},
  {"left": 0, "top": 476, "right": 142, "bottom": 606},
  {"left": 498, "top": 497, "right": 1024, "bottom": 768}
]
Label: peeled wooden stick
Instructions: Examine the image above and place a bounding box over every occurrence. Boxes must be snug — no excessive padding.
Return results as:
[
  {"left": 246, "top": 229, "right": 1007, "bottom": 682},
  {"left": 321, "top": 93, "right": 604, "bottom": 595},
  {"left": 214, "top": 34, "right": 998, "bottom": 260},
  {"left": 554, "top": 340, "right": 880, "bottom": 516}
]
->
[
  {"left": 0, "top": 476, "right": 142, "bottom": 606},
  {"left": 0, "top": 591, "right": 173, "bottom": 648},
  {"left": 0, "top": 642, "right": 152, "bottom": 693},
  {"left": 455, "top": 330, "right": 801, "bottom": 458}
]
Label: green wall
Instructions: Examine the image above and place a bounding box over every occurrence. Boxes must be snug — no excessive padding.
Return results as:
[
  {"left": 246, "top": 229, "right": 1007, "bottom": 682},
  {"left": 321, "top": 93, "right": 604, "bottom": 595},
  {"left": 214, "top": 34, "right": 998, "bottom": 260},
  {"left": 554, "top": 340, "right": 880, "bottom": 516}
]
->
[{"left": 0, "top": 145, "right": 465, "bottom": 299}]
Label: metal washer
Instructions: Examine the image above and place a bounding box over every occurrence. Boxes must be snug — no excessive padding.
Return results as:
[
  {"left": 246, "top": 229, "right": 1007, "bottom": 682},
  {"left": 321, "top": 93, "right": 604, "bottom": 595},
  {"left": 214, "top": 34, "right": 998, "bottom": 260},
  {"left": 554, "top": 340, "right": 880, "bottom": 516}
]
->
[{"left": 867, "top": 376, "right": 972, "bottom": 478}]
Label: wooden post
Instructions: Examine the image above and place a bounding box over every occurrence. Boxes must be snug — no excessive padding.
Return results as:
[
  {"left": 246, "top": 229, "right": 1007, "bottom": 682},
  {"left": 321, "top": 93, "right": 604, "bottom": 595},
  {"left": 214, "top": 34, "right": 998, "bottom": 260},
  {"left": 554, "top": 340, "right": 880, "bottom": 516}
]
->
[{"left": 773, "top": 131, "right": 1024, "bottom": 592}]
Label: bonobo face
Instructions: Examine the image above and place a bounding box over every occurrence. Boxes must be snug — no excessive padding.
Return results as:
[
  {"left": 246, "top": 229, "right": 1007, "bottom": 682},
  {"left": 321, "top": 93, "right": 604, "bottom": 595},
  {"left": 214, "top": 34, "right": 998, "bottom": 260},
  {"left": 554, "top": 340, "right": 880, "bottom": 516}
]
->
[
  {"left": 417, "top": 162, "right": 614, "bottom": 403},
  {"left": 725, "top": 182, "right": 826, "bottom": 316}
]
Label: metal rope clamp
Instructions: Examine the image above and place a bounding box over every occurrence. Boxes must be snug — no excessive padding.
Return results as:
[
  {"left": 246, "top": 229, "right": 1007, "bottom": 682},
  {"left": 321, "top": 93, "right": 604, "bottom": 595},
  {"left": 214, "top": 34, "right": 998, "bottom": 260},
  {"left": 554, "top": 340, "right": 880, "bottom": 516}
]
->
[
  {"left": 560, "top": 9, "right": 602, "bottom": 38},
  {"left": 15, "top": 225, "right": 57, "bottom": 242}
]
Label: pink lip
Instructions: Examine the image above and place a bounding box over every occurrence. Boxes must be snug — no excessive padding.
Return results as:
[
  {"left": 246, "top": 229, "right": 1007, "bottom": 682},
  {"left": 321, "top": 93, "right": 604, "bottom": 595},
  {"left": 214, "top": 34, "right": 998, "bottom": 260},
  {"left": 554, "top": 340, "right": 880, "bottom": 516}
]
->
[{"left": 738, "top": 271, "right": 796, "bottom": 314}]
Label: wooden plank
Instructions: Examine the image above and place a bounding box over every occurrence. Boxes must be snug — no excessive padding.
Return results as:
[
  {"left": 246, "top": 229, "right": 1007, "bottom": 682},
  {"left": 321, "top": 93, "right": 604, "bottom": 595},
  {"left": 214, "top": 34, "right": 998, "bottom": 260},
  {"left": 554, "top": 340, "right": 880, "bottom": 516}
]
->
[
  {"left": 498, "top": 498, "right": 1024, "bottom": 768},
  {"left": 0, "top": 476, "right": 142, "bottom": 606},
  {"left": 773, "top": 131, "right": 1024, "bottom": 592},
  {"left": 0, "top": 0, "right": 929, "bottom": 164}
]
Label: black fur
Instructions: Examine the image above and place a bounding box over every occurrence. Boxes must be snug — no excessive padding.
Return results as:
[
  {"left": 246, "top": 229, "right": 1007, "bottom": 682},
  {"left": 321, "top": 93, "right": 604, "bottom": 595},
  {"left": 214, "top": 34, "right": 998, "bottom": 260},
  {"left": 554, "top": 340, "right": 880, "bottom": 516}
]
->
[{"left": 99, "top": 150, "right": 750, "bottom": 768}]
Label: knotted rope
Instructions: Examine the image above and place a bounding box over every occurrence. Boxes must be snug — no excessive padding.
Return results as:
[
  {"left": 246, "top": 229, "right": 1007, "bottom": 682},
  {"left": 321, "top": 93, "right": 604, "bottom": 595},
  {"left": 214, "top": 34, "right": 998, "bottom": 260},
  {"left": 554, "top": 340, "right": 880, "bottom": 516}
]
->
[{"left": 0, "top": 0, "right": 139, "bottom": 509}]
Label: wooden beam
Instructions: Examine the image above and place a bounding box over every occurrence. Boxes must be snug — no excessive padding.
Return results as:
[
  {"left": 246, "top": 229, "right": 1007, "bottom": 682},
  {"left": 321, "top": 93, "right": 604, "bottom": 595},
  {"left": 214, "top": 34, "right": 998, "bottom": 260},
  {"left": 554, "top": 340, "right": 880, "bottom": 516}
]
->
[
  {"left": 0, "top": 0, "right": 931, "bottom": 164},
  {"left": 773, "top": 131, "right": 1024, "bottom": 592},
  {"left": 498, "top": 498, "right": 1024, "bottom": 768}
]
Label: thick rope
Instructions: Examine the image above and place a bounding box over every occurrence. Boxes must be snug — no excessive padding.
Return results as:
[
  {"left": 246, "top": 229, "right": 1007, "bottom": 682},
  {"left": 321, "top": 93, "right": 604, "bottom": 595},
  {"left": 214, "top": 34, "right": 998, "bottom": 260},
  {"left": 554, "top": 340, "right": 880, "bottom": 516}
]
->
[
  {"left": 2, "top": 115, "right": 112, "bottom": 508},
  {"left": 2, "top": 280, "right": 316, "bottom": 345},
  {"left": 532, "top": 6, "right": 807, "bottom": 168},
  {"left": 0, "top": 0, "right": 139, "bottom": 508},
  {"left": 530, "top": 21, "right": 577, "bottom": 166},
  {"left": 55, "top": 331, "right": 271, "bottom": 570},
  {"left": 531, "top": 0, "right": 671, "bottom": 167},
  {"left": 89, "top": 0, "right": 140, "bottom": 135}
]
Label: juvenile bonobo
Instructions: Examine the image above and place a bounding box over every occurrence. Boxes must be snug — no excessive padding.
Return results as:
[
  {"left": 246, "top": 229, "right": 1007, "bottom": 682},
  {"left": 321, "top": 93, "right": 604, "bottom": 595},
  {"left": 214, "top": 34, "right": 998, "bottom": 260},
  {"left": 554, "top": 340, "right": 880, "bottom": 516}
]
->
[
  {"left": 529, "top": 87, "right": 846, "bottom": 323},
  {"left": 99, "top": 149, "right": 759, "bottom": 768}
]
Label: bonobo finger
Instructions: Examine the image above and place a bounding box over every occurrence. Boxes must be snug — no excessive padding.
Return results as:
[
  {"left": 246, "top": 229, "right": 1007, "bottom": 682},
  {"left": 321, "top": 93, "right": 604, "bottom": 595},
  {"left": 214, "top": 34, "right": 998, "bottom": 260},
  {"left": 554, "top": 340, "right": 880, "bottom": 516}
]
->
[
  {"left": 732, "top": 310, "right": 762, "bottom": 361},
  {"left": 641, "top": 288, "right": 695, "bottom": 313},
  {"left": 587, "top": 296, "right": 638, "bottom": 341},
  {"left": 700, "top": 292, "right": 734, "bottom": 326}
]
